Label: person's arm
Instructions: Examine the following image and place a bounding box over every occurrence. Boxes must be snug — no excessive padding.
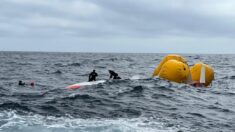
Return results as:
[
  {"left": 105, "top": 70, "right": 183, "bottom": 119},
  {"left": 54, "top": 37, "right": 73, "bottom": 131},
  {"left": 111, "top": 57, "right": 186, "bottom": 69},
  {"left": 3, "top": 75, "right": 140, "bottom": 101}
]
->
[
  {"left": 89, "top": 73, "right": 92, "bottom": 79},
  {"left": 109, "top": 74, "right": 113, "bottom": 79}
]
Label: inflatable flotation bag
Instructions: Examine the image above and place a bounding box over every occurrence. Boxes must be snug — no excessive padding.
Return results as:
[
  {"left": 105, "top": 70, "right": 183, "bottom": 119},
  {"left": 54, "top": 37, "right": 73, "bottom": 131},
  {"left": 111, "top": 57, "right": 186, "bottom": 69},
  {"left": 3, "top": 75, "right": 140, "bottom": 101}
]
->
[
  {"left": 190, "top": 63, "right": 214, "bottom": 87},
  {"left": 152, "top": 54, "right": 188, "bottom": 77},
  {"left": 152, "top": 54, "right": 191, "bottom": 83},
  {"left": 158, "top": 59, "right": 190, "bottom": 83}
]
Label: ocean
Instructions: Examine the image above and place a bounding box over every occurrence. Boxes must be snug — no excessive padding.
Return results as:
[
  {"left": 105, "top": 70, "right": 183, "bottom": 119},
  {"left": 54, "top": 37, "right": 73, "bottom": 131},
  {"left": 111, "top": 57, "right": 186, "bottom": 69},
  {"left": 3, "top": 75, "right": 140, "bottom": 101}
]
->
[{"left": 0, "top": 51, "right": 234, "bottom": 132}]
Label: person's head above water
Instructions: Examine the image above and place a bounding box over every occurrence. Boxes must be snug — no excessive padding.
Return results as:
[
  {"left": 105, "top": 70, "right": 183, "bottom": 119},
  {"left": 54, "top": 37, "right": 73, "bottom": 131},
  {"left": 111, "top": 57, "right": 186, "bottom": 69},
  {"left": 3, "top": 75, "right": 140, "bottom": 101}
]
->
[
  {"left": 30, "top": 81, "right": 35, "bottom": 86},
  {"left": 93, "top": 70, "right": 96, "bottom": 72}
]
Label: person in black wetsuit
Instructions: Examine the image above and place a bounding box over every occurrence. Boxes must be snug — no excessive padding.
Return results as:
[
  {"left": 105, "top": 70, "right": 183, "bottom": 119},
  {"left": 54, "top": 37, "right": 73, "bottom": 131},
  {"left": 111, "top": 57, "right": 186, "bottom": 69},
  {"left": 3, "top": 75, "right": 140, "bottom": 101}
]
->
[
  {"left": 18, "top": 80, "right": 35, "bottom": 86},
  {"left": 18, "top": 80, "right": 25, "bottom": 86},
  {"left": 89, "top": 70, "right": 98, "bottom": 81},
  {"left": 109, "top": 70, "right": 121, "bottom": 79}
]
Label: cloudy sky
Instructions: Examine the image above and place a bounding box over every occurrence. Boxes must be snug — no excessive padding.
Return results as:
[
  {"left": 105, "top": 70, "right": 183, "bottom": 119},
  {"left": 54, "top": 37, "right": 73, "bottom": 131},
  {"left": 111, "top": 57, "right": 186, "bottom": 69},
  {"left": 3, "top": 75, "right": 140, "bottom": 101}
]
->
[{"left": 0, "top": 0, "right": 235, "bottom": 53}]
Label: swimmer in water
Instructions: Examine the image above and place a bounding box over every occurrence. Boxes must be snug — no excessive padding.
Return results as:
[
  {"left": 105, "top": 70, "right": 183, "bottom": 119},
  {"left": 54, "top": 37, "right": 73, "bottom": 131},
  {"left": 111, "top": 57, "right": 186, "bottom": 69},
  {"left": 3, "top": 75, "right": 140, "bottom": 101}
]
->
[{"left": 18, "top": 80, "right": 35, "bottom": 87}]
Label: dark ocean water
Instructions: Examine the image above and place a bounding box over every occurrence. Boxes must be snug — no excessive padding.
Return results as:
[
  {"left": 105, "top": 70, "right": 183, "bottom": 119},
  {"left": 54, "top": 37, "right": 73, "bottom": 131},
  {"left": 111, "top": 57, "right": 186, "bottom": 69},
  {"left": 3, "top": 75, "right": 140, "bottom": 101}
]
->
[{"left": 0, "top": 52, "right": 234, "bottom": 132}]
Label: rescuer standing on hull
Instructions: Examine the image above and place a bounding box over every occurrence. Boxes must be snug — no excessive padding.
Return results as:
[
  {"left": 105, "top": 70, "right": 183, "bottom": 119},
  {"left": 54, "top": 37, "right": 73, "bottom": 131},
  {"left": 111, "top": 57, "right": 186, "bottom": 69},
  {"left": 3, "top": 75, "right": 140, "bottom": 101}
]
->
[{"left": 89, "top": 70, "right": 98, "bottom": 81}]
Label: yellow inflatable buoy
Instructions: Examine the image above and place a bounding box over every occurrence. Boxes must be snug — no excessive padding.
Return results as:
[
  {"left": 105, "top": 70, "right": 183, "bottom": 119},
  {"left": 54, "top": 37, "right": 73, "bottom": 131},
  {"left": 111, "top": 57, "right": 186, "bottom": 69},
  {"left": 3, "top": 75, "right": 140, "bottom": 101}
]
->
[
  {"left": 152, "top": 54, "right": 191, "bottom": 83},
  {"left": 158, "top": 59, "right": 190, "bottom": 83},
  {"left": 190, "top": 63, "right": 214, "bottom": 87},
  {"left": 152, "top": 54, "right": 188, "bottom": 77}
]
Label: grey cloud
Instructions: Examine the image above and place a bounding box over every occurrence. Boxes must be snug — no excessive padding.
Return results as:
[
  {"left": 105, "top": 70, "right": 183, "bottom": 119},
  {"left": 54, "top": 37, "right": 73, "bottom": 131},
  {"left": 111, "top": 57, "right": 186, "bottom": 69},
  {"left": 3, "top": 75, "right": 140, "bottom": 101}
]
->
[
  {"left": 0, "top": 0, "right": 106, "bottom": 37},
  {"left": 1, "top": 0, "right": 235, "bottom": 41},
  {"left": 91, "top": 0, "right": 235, "bottom": 38}
]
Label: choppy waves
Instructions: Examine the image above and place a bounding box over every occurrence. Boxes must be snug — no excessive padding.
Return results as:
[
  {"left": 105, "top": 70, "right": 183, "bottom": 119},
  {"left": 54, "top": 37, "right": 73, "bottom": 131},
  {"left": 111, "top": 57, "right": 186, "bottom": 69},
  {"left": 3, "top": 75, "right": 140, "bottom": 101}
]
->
[
  {"left": 0, "top": 52, "right": 235, "bottom": 132},
  {"left": 0, "top": 110, "right": 184, "bottom": 132}
]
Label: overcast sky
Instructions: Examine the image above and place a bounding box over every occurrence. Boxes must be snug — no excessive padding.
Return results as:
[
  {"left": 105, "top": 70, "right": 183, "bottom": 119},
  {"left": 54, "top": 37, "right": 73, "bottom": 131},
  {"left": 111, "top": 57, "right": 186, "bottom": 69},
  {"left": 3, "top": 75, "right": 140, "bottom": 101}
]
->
[{"left": 1, "top": 0, "right": 235, "bottom": 53}]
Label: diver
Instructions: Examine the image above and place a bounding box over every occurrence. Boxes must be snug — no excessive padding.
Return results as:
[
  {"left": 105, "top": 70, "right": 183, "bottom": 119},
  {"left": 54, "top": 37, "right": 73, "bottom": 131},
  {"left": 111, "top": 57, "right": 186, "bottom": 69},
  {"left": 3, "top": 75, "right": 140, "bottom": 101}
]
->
[
  {"left": 18, "top": 80, "right": 26, "bottom": 86},
  {"left": 18, "top": 80, "right": 35, "bottom": 86},
  {"left": 109, "top": 70, "right": 121, "bottom": 79},
  {"left": 89, "top": 70, "right": 98, "bottom": 81}
]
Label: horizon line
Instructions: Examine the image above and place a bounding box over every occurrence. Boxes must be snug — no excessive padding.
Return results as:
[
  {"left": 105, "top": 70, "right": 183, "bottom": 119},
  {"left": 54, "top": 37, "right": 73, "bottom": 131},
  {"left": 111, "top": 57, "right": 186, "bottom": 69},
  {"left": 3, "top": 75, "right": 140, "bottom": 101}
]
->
[{"left": 0, "top": 50, "right": 234, "bottom": 55}]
